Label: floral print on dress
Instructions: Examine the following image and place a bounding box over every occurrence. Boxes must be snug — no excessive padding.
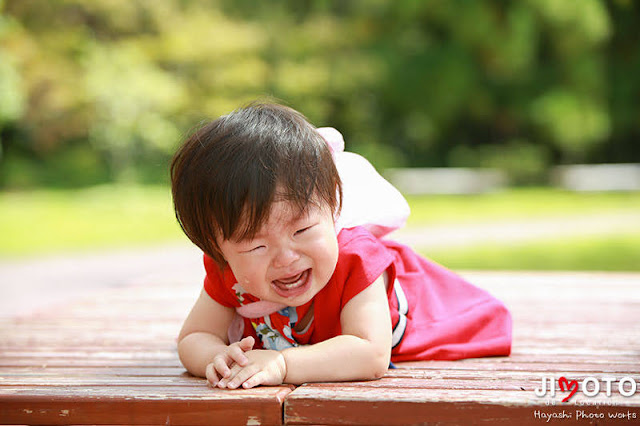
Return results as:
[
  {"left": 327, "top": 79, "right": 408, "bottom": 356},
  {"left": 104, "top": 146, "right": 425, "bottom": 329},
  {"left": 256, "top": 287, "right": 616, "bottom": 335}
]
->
[
  {"left": 253, "top": 316, "right": 298, "bottom": 351},
  {"left": 233, "top": 283, "right": 309, "bottom": 351},
  {"left": 231, "top": 283, "right": 246, "bottom": 304}
]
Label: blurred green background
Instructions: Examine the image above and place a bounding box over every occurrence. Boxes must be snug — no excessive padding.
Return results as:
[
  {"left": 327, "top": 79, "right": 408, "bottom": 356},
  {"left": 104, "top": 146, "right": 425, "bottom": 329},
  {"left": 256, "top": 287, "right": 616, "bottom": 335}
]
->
[{"left": 0, "top": 0, "right": 638, "bottom": 270}]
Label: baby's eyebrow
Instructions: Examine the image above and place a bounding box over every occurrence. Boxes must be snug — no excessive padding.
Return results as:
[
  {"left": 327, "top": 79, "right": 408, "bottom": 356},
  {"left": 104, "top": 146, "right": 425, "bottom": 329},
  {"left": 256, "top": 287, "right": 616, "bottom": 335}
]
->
[
  {"left": 231, "top": 231, "right": 260, "bottom": 244},
  {"left": 228, "top": 226, "right": 260, "bottom": 244},
  {"left": 232, "top": 220, "right": 275, "bottom": 243}
]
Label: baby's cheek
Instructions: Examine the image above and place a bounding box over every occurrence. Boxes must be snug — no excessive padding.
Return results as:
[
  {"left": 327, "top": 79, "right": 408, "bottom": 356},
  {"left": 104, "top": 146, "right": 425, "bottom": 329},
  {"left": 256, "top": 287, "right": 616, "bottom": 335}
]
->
[
  {"left": 310, "top": 245, "right": 334, "bottom": 268},
  {"left": 319, "top": 247, "right": 339, "bottom": 282},
  {"left": 324, "top": 237, "right": 340, "bottom": 268}
]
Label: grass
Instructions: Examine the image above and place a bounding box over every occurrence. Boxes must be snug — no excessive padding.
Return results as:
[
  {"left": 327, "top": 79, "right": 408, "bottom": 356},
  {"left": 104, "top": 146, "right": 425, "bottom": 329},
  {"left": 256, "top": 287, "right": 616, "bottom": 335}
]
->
[
  {"left": 1, "top": 185, "right": 639, "bottom": 271},
  {"left": 421, "top": 232, "right": 640, "bottom": 272},
  {"left": 405, "top": 187, "right": 640, "bottom": 225},
  {"left": 0, "top": 185, "right": 184, "bottom": 257},
  {"left": 405, "top": 187, "right": 640, "bottom": 271}
]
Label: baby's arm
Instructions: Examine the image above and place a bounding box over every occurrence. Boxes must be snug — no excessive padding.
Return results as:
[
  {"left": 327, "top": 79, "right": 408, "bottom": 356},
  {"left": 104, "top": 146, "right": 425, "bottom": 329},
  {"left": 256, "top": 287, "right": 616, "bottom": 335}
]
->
[
  {"left": 177, "top": 289, "right": 254, "bottom": 383},
  {"left": 221, "top": 274, "right": 392, "bottom": 389},
  {"left": 283, "top": 274, "right": 392, "bottom": 383}
]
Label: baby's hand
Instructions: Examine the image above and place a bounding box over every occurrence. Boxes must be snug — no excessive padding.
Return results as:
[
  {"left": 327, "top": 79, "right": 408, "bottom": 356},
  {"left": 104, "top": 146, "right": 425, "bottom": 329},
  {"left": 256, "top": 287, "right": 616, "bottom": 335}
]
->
[
  {"left": 205, "top": 336, "right": 254, "bottom": 387},
  {"left": 217, "top": 349, "right": 287, "bottom": 389}
]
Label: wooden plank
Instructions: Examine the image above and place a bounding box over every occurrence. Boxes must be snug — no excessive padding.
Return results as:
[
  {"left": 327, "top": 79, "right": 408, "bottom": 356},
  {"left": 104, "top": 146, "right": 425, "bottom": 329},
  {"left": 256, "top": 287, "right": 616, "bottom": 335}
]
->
[
  {"left": 285, "top": 271, "right": 640, "bottom": 424},
  {"left": 286, "top": 383, "right": 640, "bottom": 406},
  {"left": 12, "top": 336, "right": 640, "bottom": 352},
  {"left": 0, "top": 366, "right": 187, "bottom": 376},
  {"left": 384, "top": 369, "right": 639, "bottom": 383},
  {"left": 2, "top": 365, "right": 636, "bottom": 380},
  {"left": 394, "top": 363, "right": 640, "bottom": 374},
  {"left": 0, "top": 386, "right": 292, "bottom": 425},
  {"left": 0, "top": 358, "right": 184, "bottom": 368},
  {"left": 285, "top": 386, "right": 640, "bottom": 425},
  {"left": 396, "top": 353, "right": 640, "bottom": 364},
  {"left": 280, "top": 376, "right": 640, "bottom": 396},
  {"left": 0, "top": 350, "right": 179, "bottom": 360},
  {"left": 0, "top": 279, "right": 292, "bottom": 425},
  {"left": 3, "top": 271, "right": 640, "bottom": 425},
  {"left": 0, "top": 365, "right": 293, "bottom": 425},
  {"left": 1, "top": 375, "right": 208, "bottom": 386},
  {"left": 3, "top": 323, "right": 635, "bottom": 346},
  {"left": 0, "top": 385, "right": 293, "bottom": 398}
]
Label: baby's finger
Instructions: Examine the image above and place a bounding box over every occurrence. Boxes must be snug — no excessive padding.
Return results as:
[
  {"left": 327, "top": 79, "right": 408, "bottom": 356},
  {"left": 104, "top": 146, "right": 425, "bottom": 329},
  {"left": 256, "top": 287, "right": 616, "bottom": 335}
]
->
[
  {"left": 238, "top": 336, "right": 255, "bottom": 352},
  {"left": 205, "top": 363, "right": 221, "bottom": 387},
  {"left": 227, "top": 344, "right": 249, "bottom": 367},
  {"left": 241, "top": 370, "right": 271, "bottom": 389},
  {"left": 218, "top": 362, "right": 244, "bottom": 388},
  {"left": 212, "top": 354, "right": 231, "bottom": 379},
  {"left": 226, "top": 364, "right": 260, "bottom": 389}
]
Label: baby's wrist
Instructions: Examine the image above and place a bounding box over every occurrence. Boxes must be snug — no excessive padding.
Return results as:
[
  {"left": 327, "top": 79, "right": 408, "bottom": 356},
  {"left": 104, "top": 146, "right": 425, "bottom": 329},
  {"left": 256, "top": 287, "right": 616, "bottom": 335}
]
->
[{"left": 279, "top": 349, "right": 291, "bottom": 383}]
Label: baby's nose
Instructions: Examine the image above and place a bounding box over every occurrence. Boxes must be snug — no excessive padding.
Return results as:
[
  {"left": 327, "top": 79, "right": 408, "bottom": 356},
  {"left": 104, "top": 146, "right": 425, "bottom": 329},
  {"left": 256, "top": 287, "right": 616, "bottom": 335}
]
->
[{"left": 272, "top": 246, "right": 300, "bottom": 268}]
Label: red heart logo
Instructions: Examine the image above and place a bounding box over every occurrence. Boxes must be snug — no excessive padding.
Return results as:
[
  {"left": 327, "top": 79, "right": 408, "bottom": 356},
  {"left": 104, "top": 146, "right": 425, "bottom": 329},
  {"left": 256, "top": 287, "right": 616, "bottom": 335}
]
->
[{"left": 558, "top": 376, "right": 578, "bottom": 402}]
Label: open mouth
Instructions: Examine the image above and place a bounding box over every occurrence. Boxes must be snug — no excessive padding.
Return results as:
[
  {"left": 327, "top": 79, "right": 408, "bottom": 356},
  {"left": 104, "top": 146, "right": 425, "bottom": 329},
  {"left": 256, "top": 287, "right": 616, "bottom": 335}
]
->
[{"left": 271, "top": 269, "right": 311, "bottom": 298}]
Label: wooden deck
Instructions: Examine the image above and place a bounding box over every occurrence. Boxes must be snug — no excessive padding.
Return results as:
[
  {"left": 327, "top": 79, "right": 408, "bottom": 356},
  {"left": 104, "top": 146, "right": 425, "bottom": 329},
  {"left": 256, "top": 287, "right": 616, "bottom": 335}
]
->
[{"left": 1, "top": 271, "right": 639, "bottom": 425}]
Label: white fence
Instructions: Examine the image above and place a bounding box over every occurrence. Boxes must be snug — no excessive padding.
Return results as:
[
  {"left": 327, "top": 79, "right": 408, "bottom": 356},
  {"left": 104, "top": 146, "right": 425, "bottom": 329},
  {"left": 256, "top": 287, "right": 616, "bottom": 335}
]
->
[
  {"left": 384, "top": 168, "right": 506, "bottom": 195},
  {"left": 383, "top": 164, "right": 640, "bottom": 195},
  {"left": 552, "top": 163, "right": 640, "bottom": 192}
]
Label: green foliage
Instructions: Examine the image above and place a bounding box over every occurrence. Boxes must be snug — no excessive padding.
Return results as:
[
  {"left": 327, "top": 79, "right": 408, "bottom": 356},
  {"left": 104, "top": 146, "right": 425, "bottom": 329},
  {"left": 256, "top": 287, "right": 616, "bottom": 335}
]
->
[
  {"left": 449, "top": 140, "right": 550, "bottom": 185},
  {"left": 0, "top": 0, "right": 638, "bottom": 188},
  {"left": 530, "top": 91, "right": 609, "bottom": 161},
  {"left": 0, "top": 144, "right": 109, "bottom": 188},
  {"left": 85, "top": 41, "right": 184, "bottom": 181},
  {"left": 0, "top": 50, "right": 23, "bottom": 124},
  {"left": 0, "top": 6, "right": 24, "bottom": 162}
]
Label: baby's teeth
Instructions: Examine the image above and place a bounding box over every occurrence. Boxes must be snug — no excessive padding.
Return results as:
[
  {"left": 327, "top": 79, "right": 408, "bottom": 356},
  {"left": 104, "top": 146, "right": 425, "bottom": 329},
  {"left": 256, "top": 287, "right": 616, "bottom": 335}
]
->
[
  {"left": 278, "top": 272, "right": 302, "bottom": 285},
  {"left": 276, "top": 271, "right": 306, "bottom": 288},
  {"left": 284, "top": 278, "right": 302, "bottom": 287}
]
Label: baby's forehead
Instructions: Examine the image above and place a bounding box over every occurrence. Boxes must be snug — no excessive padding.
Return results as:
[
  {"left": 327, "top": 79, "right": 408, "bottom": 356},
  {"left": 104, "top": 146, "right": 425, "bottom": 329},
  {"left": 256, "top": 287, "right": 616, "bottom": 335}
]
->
[{"left": 260, "top": 199, "right": 312, "bottom": 228}]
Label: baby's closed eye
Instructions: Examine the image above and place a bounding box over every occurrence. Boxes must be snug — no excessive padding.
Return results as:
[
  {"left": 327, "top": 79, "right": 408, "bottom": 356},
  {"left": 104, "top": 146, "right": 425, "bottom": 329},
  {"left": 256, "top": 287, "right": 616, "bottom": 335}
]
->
[
  {"left": 243, "top": 245, "right": 266, "bottom": 254},
  {"left": 295, "top": 225, "right": 313, "bottom": 235}
]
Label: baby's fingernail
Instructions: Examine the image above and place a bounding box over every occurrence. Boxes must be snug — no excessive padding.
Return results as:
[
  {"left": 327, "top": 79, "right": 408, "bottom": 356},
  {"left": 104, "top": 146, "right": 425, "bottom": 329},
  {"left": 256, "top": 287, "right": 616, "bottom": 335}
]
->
[{"left": 228, "top": 381, "right": 237, "bottom": 389}]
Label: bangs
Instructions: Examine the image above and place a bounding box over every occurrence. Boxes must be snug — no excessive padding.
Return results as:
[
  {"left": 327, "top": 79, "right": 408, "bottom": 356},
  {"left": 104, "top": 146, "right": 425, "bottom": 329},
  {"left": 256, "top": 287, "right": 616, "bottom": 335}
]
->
[{"left": 222, "top": 126, "right": 340, "bottom": 243}]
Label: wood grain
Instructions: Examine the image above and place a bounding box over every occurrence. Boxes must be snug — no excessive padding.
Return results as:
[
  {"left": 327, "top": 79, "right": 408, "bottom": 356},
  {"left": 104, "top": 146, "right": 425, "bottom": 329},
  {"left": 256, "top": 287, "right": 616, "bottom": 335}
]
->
[
  {"left": 284, "top": 272, "right": 640, "bottom": 425},
  {"left": 1, "top": 272, "right": 639, "bottom": 425},
  {"left": 0, "top": 280, "right": 290, "bottom": 425}
]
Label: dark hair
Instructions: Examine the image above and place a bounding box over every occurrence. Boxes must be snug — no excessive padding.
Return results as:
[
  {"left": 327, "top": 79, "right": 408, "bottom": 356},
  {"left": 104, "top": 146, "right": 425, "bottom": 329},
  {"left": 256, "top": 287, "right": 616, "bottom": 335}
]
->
[{"left": 170, "top": 102, "right": 342, "bottom": 266}]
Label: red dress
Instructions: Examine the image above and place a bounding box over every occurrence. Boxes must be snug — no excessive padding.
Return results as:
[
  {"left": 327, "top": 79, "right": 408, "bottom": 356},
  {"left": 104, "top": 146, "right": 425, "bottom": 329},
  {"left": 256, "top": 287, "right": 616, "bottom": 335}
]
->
[{"left": 204, "top": 226, "right": 512, "bottom": 362}]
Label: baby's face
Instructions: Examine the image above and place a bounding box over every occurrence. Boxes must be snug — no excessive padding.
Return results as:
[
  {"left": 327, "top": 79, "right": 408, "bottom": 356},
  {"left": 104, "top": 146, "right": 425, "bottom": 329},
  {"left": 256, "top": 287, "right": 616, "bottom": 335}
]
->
[{"left": 218, "top": 200, "right": 339, "bottom": 307}]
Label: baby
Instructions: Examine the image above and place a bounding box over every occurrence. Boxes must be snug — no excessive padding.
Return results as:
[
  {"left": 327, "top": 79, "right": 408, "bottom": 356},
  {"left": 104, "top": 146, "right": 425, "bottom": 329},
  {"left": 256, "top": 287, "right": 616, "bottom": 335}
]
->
[{"left": 170, "top": 102, "right": 511, "bottom": 389}]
